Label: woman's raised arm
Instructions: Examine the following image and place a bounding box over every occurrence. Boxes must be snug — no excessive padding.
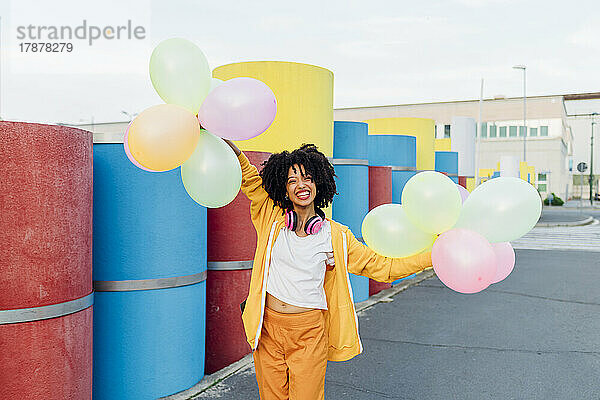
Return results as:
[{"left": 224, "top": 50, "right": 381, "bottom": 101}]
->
[
  {"left": 223, "top": 138, "right": 276, "bottom": 230},
  {"left": 223, "top": 138, "right": 241, "bottom": 156}
]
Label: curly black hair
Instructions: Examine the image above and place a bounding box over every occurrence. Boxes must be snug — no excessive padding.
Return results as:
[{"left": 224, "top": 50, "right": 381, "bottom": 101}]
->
[{"left": 260, "top": 144, "right": 337, "bottom": 212}]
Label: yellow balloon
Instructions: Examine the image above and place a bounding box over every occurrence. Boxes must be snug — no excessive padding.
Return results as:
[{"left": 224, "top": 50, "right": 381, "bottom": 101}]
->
[
  {"left": 128, "top": 104, "right": 200, "bottom": 172},
  {"left": 362, "top": 204, "right": 437, "bottom": 258},
  {"left": 401, "top": 171, "right": 462, "bottom": 235}
]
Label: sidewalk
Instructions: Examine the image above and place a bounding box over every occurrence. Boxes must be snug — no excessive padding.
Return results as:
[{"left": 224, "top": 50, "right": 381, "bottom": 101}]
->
[
  {"left": 562, "top": 200, "right": 600, "bottom": 209},
  {"left": 186, "top": 249, "right": 600, "bottom": 399}
]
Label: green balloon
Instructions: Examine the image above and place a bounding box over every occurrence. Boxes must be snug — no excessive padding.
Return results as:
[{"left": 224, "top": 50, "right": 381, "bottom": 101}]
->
[
  {"left": 361, "top": 204, "right": 437, "bottom": 258},
  {"left": 181, "top": 130, "right": 242, "bottom": 208},
  {"left": 149, "top": 38, "right": 211, "bottom": 114},
  {"left": 401, "top": 171, "right": 462, "bottom": 235},
  {"left": 453, "top": 177, "right": 542, "bottom": 243}
]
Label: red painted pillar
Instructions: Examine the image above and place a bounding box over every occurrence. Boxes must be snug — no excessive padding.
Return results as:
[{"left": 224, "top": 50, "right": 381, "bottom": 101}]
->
[
  {"left": 0, "top": 122, "right": 93, "bottom": 400},
  {"left": 369, "top": 166, "right": 393, "bottom": 210},
  {"left": 458, "top": 176, "right": 467, "bottom": 188},
  {"left": 368, "top": 166, "right": 393, "bottom": 296},
  {"left": 205, "top": 151, "right": 271, "bottom": 374}
]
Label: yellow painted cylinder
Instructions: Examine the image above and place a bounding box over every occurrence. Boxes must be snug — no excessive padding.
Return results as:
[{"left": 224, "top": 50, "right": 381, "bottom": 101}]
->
[
  {"left": 212, "top": 62, "right": 334, "bottom": 156},
  {"left": 519, "top": 162, "right": 536, "bottom": 185},
  {"left": 479, "top": 168, "right": 496, "bottom": 182},
  {"left": 519, "top": 162, "right": 527, "bottom": 181},
  {"left": 363, "top": 118, "right": 435, "bottom": 170},
  {"left": 466, "top": 177, "right": 476, "bottom": 192},
  {"left": 528, "top": 166, "right": 536, "bottom": 185},
  {"left": 435, "top": 138, "right": 451, "bottom": 152}
]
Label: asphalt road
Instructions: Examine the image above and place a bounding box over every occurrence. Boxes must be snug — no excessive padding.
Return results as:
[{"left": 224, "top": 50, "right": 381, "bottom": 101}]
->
[{"left": 197, "top": 249, "right": 600, "bottom": 399}]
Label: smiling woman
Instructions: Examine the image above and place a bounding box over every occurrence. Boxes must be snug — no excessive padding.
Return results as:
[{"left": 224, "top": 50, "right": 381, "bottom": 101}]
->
[{"left": 222, "top": 138, "right": 432, "bottom": 399}]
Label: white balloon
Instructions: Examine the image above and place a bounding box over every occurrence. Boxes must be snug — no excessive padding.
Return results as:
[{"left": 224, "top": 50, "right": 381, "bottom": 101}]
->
[{"left": 454, "top": 177, "right": 542, "bottom": 243}]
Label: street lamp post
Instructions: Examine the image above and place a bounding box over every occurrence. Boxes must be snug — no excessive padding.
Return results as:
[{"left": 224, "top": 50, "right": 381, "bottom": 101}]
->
[
  {"left": 513, "top": 65, "right": 526, "bottom": 162},
  {"left": 591, "top": 118, "right": 596, "bottom": 205}
]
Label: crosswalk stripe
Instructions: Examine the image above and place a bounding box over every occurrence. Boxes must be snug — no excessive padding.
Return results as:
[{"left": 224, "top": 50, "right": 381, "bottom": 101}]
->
[{"left": 511, "top": 219, "right": 600, "bottom": 252}]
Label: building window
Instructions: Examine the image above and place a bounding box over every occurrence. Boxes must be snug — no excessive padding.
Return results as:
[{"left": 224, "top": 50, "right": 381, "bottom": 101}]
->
[
  {"left": 444, "top": 125, "right": 451, "bottom": 138},
  {"left": 538, "top": 173, "right": 547, "bottom": 181},
  {"left": 530, "top": 127, "right": 538, "bottom": 136},
  {"left": 509, "top": 126, "right": 518, "bottom": 137},
  {"left": 489, "top": 125, "right": 497, "bottom": 138},
  {"left": 519, "top": 126, "right": 526, "bottom": 137},
  {"left": 538, "top": 184, "right": 547, "bottom": 192},
  {"left": 540, "top": 126, "right": 549, "bottom": 136},
  {"left": 480, "top": 122, "right": 487, "bottom": 138},
  {"left": 499, "top": 126, "right": 507, "bottom": 137}
]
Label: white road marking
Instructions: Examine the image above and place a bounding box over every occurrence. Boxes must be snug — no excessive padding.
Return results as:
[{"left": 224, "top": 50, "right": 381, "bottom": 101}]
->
[{"left": 511, "top": 219, "right": 600, "bottom": 252}]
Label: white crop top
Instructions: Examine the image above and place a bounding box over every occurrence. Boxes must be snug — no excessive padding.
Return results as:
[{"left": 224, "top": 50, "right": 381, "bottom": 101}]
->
[{"left": 266, "top": 219, "right": 333, "bottom": 310}]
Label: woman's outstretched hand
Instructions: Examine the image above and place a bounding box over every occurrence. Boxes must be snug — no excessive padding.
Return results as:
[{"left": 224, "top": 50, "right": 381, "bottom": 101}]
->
[{"left": 222, "top": 138, "right": 241, "bottom": 156}]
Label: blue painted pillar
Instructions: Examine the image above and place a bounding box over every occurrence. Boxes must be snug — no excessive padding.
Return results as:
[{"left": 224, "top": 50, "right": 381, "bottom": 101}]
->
[
  {"left": 368, "top": 135, "right": 419, "bottom": 285},
  {"left": 332, "top": 121, "right": 370, "bottom": 303},
  {"left": 92, "top": 142, "right": 207, "bottom": 399},
  {"left": 367, "top": 135, "right": 417, "bottom": 204},
  {"left": 435, "top": 151, "right": 459, "bottom": 183}
]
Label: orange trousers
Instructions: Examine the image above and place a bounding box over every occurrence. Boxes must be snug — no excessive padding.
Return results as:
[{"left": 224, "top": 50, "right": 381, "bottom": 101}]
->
[{"left": 253, "top": 307, "right": 328, "bottom": 400}]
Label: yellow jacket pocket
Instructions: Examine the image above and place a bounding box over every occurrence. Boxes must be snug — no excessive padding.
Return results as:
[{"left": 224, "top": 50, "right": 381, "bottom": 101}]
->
[{"left": 326, "top": 304, "right": 357, "bottom": 349}]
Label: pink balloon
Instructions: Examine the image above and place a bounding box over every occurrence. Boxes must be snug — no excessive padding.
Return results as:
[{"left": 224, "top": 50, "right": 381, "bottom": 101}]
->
[
  {"left": 457, "top": 184, "right": 470, "bottom": 203},
  {"left": 490, "top": 242, "right": 515, "bottom": 284},
  {"left": 432, "top": 228, "right": 497, "bottom": 294},
  {"left": 198, "top": 77, "right": 277, "bottom": 141},
  {"left": 123, "top": 125, "right": 155, "bottom": 172}
]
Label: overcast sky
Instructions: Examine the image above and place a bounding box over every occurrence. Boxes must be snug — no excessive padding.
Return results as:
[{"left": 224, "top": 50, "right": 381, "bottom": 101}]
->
[{"left": 1, "top": 0, "right": 600, "bottom": 125}]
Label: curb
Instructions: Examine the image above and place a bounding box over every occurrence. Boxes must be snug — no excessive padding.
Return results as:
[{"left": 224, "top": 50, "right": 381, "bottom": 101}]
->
[
  {"left": 161, "top": 353, "right": 255, "bottom": 400},
  {"left": 354, "top": 269, "right": 435, "bottom": 314},
  {"left": 535, "top": 216, "right": 594, "bottom": 227},
  {"left": 162, "top": 269, "right": 436, "bottom": 399}
]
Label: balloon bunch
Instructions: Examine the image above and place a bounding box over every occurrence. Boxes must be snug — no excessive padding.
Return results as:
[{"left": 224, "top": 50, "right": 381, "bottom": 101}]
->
[
  {"left": 362, "top": 173, "right": 542, "bottom": 294},
  {"left": 124, "top": 38, "right": 277, "bottom": 208}
]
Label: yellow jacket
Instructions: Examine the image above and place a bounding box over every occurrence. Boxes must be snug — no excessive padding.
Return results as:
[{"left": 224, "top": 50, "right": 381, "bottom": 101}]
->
[{"left": 238, "top": 152, "right": 432, "bottom": 362}]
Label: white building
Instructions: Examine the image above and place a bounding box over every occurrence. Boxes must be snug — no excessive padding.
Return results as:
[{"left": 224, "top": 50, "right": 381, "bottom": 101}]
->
[{"left": 334, "top": 94, "right": 585, "bottom": 201}]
